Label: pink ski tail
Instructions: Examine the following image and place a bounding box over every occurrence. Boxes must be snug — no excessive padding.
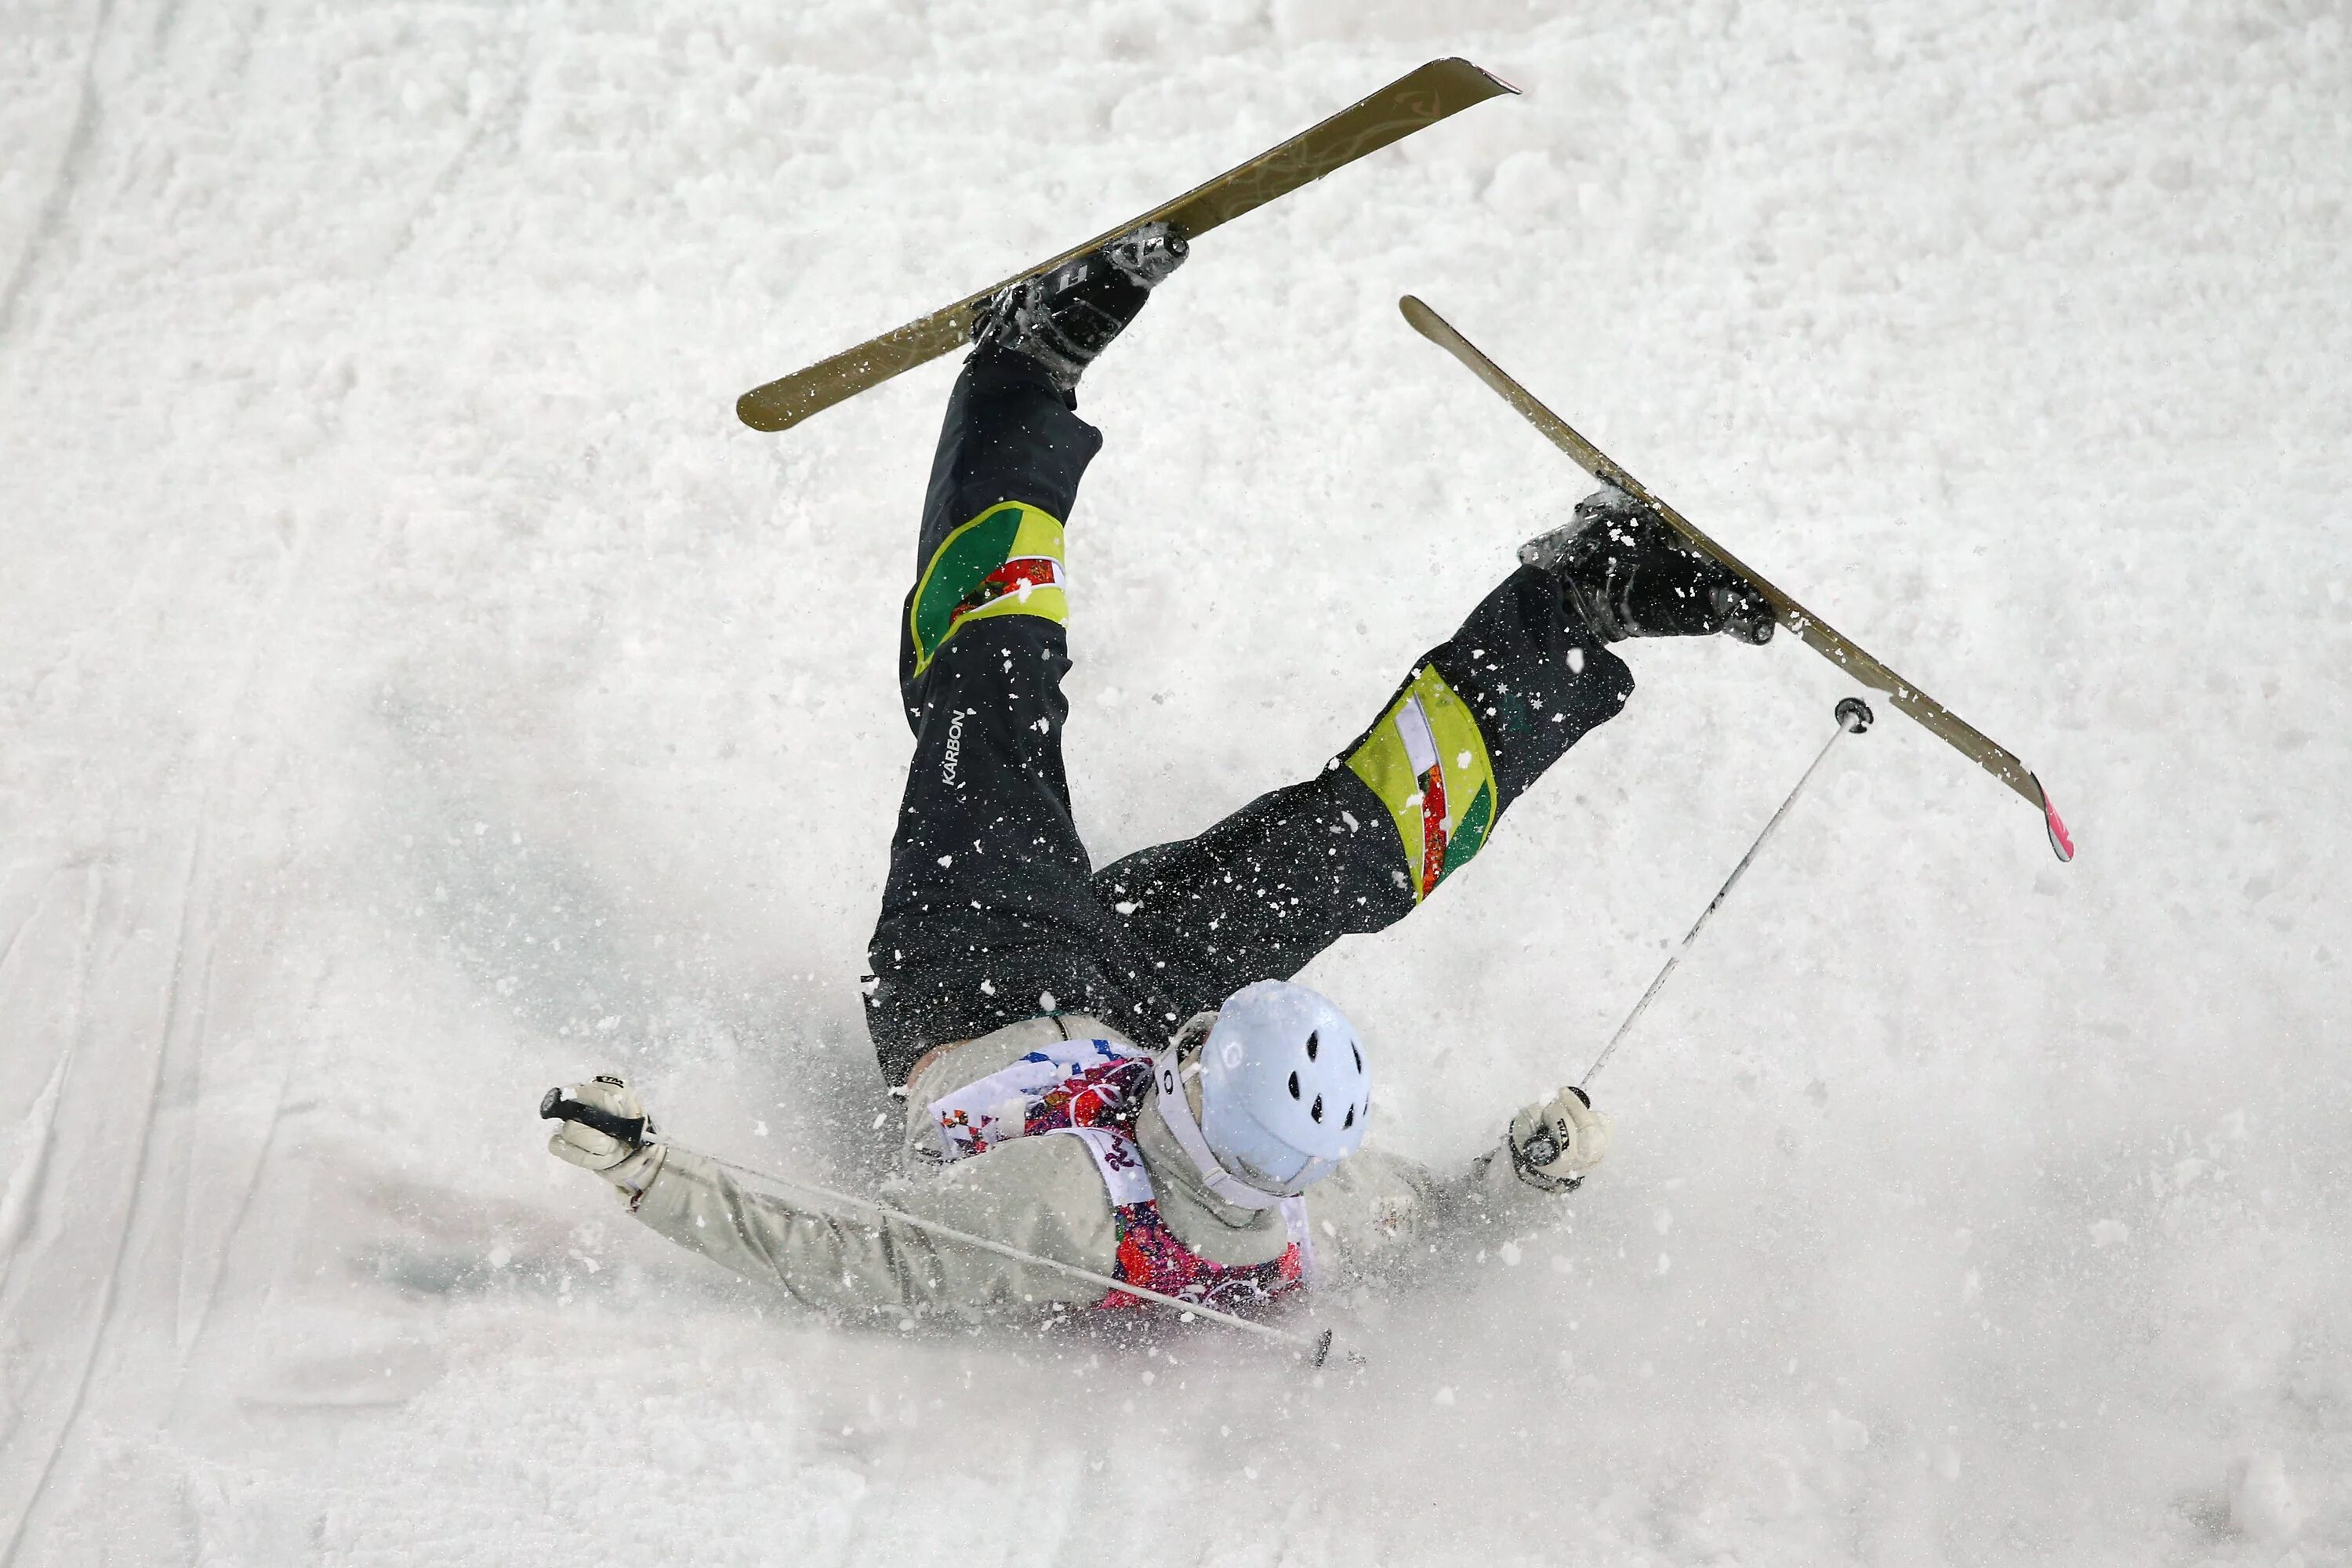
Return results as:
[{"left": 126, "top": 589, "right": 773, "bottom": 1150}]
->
[{"left": 2031, "top": 775, "right": 2074, "bottom": 862}]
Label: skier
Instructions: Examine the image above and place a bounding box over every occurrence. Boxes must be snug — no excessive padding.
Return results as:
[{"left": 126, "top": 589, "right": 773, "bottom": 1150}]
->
[{"left": 546, "top": 224, "right": 1775, "bottom": 1319}]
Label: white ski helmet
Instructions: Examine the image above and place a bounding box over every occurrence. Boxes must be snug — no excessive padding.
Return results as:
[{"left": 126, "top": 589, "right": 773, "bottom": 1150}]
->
[{"left": 1153, "top": 979, "right": 1371, "bottom": 1207}]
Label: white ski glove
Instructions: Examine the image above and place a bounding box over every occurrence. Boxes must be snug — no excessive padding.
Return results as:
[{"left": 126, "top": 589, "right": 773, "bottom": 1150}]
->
[
  {"left": 546, "top": 1075, "right": 668, "bottom": 1204},
  {"left": 1504, "top": 1085, "right": 1610, "bottom": 1193}
]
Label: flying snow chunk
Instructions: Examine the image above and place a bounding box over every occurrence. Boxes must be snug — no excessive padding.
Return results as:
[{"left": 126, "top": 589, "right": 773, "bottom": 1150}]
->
[
  {"left": 2229, "top": 1454, "right": 2304, "bottom": 1543},
  {"left": 1828, "top": 1410, "right": 1871, "bottom": 1454}
]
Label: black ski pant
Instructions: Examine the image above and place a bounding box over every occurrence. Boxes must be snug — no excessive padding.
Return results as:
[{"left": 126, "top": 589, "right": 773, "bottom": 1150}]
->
[{"left": 862, "top": 348, "right": 1635, "bottom": 1085}]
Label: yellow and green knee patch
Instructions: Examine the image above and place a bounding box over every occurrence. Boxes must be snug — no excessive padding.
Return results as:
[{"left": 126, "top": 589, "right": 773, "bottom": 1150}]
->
[
  {"left": 1345, "top": 666, "right": 1498, "bottom": 902},
  {"left": 908, "top": 503, "right": 1069, "bottom": 674}
]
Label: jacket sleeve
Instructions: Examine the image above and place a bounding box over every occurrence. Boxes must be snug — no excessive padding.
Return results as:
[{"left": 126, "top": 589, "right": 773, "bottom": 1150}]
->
[
  {"left": 625, "top": 1136, "right": 1123, "bottom": 1318},
  {"left": 1303, "top": 1140, "right": 1566, "bottom": 1287}
]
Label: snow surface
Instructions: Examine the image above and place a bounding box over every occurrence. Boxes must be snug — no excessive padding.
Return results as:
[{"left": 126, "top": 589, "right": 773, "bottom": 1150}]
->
[{"left": 2, "top": 0, "right": 2348, "bottom": 1562}]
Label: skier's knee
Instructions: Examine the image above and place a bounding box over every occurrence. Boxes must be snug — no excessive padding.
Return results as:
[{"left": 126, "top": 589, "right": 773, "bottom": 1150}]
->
[
  {"left": 908, "top": 503, "right": 1070, "bottom": 676},
  {"left": 1341, "top": 665, "right": 1499, "bottom": 905}
]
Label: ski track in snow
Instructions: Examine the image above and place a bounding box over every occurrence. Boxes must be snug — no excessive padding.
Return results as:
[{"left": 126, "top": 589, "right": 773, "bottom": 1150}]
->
[
  {"left": 1, "top": 0, "right": 2347, "bottom": 1563},
  {"left": 0, "top": 0, "right": 111, "bottom": 340},
  {"left": 0, "top": 844, "right": 206, "bottom": 1566}
]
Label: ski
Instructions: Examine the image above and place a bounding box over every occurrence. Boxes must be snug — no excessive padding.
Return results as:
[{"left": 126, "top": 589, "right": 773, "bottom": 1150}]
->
[
  {"left": 736, "top": 60, "right": 1516, "bottom": 434},
  {"left": 1399, "top": 294, "right": 2074, "bottom": 863}
]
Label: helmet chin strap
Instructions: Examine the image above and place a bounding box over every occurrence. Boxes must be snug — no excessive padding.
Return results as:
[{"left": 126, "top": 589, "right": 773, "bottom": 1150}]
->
[{"left": 1151, "top": 1050, "right": 1290, "bottom": 1211}]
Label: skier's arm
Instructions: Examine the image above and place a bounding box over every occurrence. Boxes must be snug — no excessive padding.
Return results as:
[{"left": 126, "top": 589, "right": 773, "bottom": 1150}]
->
[
  {"left": 546, "top": 1077, "right": 1122, "bottom": 1316},
  {"left": 1302, "top": 1087, "right": 1612, "bottom": 1285},
  {"left": 629, "top": 1137, "right": 1123, "bottom": 1317}
]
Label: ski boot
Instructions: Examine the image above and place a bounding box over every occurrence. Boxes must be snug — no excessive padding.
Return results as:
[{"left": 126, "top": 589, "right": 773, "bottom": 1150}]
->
[
  {"left": 1521, "top": 485, "right": 1776, "bottom": 644},
  {"left": 969, "top": 221, "right": 1188, "bottom": 394}
]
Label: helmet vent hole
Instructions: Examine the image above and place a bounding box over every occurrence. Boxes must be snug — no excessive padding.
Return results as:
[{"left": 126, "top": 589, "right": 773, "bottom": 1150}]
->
[
  {"left": 1305, "top": 1032, "right": 1319, "bottom": 1062},
  {"left": 1310, "top": 1095, "right": 1324, "bottom": 1123},
  {"left": 1287, "top": 1072, "right": 1301, "bottom": 1100},
  {"left": 1352, "top": 1042, "right": 1362, "bottom": 1073},
  {"left": 1343, "top": 1105, "right": 1355, "bottom": 1130}
]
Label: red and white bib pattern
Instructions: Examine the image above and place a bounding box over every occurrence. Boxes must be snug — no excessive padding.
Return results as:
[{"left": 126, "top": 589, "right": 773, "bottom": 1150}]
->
[{"left": 926, "top": 1039, "right": 1312, "bottom": 1313}]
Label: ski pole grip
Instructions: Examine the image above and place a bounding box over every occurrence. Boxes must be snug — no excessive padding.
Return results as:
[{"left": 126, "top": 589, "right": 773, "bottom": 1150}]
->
[{"left": 539, "top": 1087, "right": 647, "bottom": 1147}]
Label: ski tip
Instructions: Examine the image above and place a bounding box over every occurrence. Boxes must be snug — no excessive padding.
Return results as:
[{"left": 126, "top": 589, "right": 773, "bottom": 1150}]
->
[
  {"left": 737, "top": 384, "right": 798, "bottom": 432},
  {"left": 2031, "top": 773, "right": 2075, "bottom": 863},
  {"left": 1436, "top": 57, "right": 1524, "bottom": 96}
]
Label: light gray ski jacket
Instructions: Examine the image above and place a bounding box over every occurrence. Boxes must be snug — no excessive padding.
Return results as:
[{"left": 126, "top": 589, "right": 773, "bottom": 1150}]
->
[{"left": 626, "top": 1014, "right": 1537, "bottom": 1317}]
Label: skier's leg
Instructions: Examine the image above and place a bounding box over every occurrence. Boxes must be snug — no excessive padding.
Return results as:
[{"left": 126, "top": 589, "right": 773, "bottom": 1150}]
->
[
  {"left": 864, "top": 226, "right": 1193, "bottom": 1083},
  {"left": 1091, "top": 562, "right": 1637, "bottom": 1022},
  {"left": 1090, "top": 493, "right": 1777, "bottom": 1022},
  {"left": 863, "top": 347, "right": 1136, "bottom": 1084}
]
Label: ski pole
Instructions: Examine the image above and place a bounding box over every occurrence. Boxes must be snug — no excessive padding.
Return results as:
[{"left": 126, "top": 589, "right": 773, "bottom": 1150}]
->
[
  {"left": 539, "top": 1093, "right": 1338, "bottom": 1367},
  {"left": 1580, "top": 696, "right": 1873, "bottom": 1090}
]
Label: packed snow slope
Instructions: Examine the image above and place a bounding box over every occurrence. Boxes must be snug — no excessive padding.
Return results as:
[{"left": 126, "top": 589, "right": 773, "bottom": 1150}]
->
[{"left": 3, "top": 0, "right": 2347, "bottom": 1562}]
